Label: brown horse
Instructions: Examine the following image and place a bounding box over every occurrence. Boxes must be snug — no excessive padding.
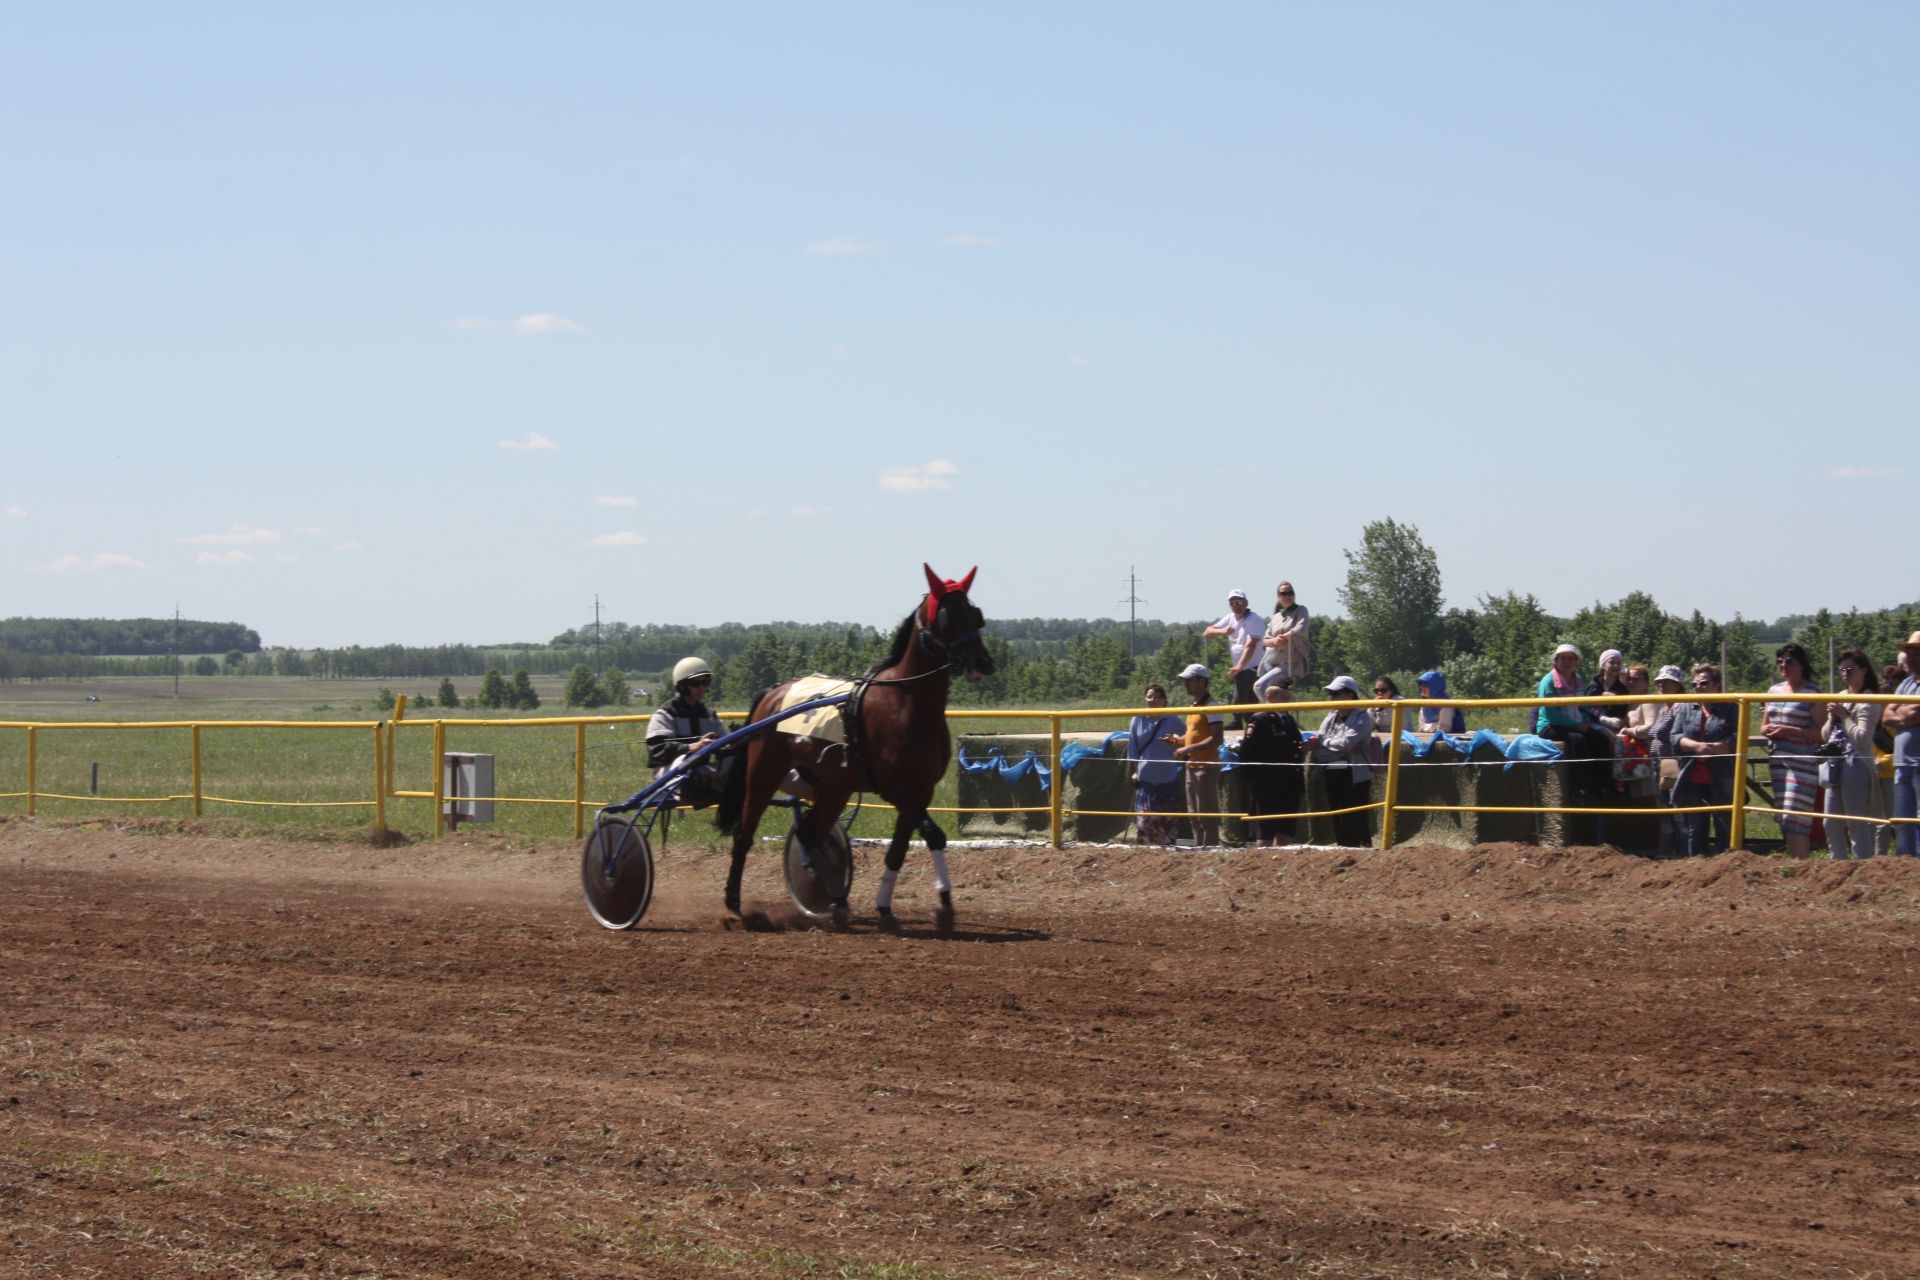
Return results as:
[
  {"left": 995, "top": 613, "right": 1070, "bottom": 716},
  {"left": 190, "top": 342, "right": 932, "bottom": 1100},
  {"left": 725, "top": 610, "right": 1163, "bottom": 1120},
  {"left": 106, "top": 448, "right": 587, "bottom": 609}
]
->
[{"left": 715, "top": 565, "right": 994, "bottom": 930}]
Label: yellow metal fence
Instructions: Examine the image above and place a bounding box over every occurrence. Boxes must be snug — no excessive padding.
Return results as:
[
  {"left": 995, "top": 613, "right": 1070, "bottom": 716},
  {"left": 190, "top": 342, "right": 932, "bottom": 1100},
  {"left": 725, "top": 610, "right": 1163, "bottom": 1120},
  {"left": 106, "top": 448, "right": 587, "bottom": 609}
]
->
[{"left": 3, "top": 691, "right": 1913, "bottom": 849}]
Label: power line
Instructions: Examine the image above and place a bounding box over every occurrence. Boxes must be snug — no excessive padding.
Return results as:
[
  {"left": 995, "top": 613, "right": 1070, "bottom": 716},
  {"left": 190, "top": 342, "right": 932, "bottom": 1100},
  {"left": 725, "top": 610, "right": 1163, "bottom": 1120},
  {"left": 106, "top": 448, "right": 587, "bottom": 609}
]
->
[{"left": 1118, "top": 566, "right": 1147, "bottom": 657}]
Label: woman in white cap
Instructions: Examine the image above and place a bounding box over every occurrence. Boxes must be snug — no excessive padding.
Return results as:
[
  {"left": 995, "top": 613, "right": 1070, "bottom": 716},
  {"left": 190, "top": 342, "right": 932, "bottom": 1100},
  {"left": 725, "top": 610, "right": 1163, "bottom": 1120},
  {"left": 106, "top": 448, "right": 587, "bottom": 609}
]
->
[
  {"left": 1310, "top": 675, "right": 1377, "bottom": 847},
  {"left": 1535, "top": 644, "right": 1613, "bottom": 797}
]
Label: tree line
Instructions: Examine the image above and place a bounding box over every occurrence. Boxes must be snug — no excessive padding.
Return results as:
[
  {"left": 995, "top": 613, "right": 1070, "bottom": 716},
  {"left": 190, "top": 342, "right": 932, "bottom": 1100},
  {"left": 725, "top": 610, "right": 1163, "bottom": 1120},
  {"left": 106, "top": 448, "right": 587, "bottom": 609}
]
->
[{"left": 8, "top": 523, "right": 1915, "bottom": 707}]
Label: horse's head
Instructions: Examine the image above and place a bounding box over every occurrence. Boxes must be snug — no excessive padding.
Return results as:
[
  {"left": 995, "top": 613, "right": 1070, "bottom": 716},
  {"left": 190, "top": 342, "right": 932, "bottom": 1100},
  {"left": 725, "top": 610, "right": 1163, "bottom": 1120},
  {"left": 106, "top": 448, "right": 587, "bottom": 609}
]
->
[{"left": 921, "top": 564, "right": 995, "bottom": 682}]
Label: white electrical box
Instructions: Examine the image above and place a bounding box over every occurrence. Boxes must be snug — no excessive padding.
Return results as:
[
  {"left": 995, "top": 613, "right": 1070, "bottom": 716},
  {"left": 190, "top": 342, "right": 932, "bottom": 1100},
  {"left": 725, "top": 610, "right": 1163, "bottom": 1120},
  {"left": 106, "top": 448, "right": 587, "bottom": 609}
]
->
[{"left": 443, "top": 753, "right": 495, "bottom": 823}]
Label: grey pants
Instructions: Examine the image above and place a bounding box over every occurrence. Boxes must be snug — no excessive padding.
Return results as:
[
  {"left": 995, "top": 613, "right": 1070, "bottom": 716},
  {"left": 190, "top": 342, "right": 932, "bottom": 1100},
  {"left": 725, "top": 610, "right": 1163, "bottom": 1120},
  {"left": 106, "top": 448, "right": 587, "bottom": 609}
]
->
[{"left": 1825, "top": 757, "right": 1884, "bottom": 861}]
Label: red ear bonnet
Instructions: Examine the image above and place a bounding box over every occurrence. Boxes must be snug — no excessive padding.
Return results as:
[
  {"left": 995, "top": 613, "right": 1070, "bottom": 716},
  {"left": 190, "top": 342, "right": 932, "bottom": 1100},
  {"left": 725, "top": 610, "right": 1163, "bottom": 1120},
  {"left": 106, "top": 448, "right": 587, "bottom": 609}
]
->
[{"left": 922, "top": 564, "right": 979, "bottom": 625}]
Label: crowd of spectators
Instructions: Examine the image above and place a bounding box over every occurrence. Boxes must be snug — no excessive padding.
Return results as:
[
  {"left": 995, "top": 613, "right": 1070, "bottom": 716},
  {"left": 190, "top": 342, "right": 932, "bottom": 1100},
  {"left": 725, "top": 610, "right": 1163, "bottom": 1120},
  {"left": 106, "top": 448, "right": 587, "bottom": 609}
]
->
[{"left": 1123, "top": 584, "right": 1920, "bottom": 859}]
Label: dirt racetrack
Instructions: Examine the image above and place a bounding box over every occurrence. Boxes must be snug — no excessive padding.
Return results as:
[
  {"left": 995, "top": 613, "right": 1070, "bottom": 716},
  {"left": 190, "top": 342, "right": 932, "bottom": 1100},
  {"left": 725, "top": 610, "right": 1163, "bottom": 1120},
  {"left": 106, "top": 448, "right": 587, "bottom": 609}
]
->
[{"left": 5, "top": 816, "right": 1920, "bottom": 1279}]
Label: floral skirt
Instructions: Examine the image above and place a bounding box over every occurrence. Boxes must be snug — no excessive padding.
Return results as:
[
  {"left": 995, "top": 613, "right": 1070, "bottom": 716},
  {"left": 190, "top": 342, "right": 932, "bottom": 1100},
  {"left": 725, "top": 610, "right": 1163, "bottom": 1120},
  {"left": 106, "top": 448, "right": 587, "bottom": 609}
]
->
[{"left": 1134, "top": 776, "right": 1184, "bottom": 845}]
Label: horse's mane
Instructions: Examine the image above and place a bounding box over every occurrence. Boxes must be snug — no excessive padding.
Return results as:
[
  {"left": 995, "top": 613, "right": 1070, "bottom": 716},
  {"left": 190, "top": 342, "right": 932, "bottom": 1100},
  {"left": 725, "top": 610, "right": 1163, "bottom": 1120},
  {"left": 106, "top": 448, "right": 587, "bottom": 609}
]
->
[{"left": 864, "top": 605, "right": 922, "bottom": 677}]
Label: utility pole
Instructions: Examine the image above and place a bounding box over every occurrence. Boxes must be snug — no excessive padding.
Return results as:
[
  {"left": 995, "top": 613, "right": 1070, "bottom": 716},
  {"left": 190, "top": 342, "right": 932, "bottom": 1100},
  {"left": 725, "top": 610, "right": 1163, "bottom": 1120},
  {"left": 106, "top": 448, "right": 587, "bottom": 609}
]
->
[
  {"left": 1118, "top": 567, "right": 1146, "bottom": 657},
  {"left": 171, "top": 605, "right": 180, "bottom": 700},
  {"left": 593, "top": 595, "right": 602, "bottom": 666}
]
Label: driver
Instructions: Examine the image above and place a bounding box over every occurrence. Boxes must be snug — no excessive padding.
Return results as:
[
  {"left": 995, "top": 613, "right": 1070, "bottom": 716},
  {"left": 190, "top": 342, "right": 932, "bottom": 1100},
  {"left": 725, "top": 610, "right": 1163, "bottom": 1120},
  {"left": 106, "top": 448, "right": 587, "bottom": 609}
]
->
[{"left": 646, "top": 657, "right": 733, "bottom": 806}]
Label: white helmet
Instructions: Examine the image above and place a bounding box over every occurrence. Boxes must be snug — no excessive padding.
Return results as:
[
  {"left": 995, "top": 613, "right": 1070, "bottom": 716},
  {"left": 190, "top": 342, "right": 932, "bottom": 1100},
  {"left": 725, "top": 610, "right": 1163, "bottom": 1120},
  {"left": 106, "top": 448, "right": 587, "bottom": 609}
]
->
[{"left": 671, "top": 656, "right": 712, "bottom": 687}]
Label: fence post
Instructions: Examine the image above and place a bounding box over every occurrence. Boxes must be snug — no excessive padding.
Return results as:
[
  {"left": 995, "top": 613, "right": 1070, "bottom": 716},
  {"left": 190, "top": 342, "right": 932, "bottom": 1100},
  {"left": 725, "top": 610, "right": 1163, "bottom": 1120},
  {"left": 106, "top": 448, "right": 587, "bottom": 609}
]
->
[
  {"left": 191, "top": 724, "right": 203, "bottom": 817},
  {"left": 432, "top": 720, "right": 447, "bottom": 837},
  {"left": 1379, "top": 702, "right": 1405, "bottom": 850},
  {"left": 1049, "top": 714, "right": 1064, "bottom": 849},
  {"left": 372, "top": 723, "right": 387, "bottom": 834},
  {"left": 1730, "top": 697, "right": 1753, "bottom": 851},
  {"left": 25, "top": 726, "right": 36, "bottom": 817},
  {"left": 574, "top": 721, "right": 587, "bottom": 839}
]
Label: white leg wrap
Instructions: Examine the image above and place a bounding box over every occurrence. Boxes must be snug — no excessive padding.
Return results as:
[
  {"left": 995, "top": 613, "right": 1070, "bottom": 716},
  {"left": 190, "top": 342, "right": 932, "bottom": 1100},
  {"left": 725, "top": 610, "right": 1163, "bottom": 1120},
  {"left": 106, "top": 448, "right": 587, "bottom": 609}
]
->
[
  {"left": 929, "top": 847, "right": 951, "bottom": 896},
  {"left": 876, "top": 867, "right": 899, "bottom": 911}
]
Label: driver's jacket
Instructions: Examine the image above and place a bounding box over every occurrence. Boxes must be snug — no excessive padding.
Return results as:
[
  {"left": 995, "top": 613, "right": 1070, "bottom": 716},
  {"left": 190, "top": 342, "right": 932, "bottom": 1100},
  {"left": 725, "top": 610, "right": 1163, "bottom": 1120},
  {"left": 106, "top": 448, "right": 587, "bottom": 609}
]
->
[{"left": 646, "top": 696, "right": 725, "bottom": 771}]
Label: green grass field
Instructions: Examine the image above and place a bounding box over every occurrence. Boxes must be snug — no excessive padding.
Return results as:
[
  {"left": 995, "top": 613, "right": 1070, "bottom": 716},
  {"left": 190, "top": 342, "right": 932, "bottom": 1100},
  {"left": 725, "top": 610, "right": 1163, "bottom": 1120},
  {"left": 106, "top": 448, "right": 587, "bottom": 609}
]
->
[
  {"left": 0, "top": 676, "right": 1781, "bottom": 847},
  {"left": 0, "top": 677, "right": 1068, "bottom": 845}
]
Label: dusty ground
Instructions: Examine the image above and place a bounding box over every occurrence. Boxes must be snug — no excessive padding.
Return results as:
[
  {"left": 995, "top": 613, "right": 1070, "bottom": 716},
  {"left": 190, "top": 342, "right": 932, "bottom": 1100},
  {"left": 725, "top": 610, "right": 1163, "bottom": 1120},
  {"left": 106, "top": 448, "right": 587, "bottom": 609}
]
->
[{"left": 4, "top": 816, "right": 1919, "bottom": 1279}]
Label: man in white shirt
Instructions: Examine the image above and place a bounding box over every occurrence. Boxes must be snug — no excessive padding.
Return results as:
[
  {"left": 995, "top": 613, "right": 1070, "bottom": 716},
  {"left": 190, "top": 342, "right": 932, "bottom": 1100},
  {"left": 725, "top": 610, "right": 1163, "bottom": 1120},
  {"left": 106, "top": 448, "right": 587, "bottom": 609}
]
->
[{"left": 1202, "top": 588, "right": 1265, "bottom": 728}]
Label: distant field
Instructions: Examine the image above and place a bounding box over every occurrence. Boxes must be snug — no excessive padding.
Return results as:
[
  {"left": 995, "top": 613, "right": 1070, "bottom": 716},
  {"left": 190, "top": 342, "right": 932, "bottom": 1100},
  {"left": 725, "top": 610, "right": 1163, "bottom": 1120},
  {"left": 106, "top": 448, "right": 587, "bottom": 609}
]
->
[
  {"left": 0, "top": 678, "right": 1047, "bottom": 843},
  {"left": 0, "top": 677, "right": 1753, "bottom": 846}
]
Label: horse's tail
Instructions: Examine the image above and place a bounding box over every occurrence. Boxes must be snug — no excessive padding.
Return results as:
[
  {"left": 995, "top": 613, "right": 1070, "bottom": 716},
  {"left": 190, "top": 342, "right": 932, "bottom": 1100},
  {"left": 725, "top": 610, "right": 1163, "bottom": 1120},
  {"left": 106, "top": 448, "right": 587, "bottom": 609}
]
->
[{"left": 713, "top": 685, "right": 775, "bottom": 835}]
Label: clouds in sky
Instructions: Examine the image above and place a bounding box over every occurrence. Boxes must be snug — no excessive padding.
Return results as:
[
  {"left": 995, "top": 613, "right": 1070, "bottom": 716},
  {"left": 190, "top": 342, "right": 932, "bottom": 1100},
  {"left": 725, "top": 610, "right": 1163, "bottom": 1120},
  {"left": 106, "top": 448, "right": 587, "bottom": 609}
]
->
[
  {"left": 3, "top": 505, "right": 26, "bottom": 519},
  {"left": 938, "top": 233, "right": 1004, "bottom": 248},
  {"left": 789, "top": 505, "right": 831, "bottom": 518},
  {"left": 178, "top": 524, "right": 282, "bottom": 546},
  {"left": 40, "top": 553, "right": 148, "bottom": 573},
  {"left": 1829, "top": 466, "right": 1903, "bottom": 479},
  {"left": 879, "top": 459, "right": 958, "bottom": 493},
  {"left": 452, "top": 314, "right": 585, "bottom": 335},
  {"left": 500, "top": 432, "right": 559, "bottom": 451},
  {"left": 805, "top": 236, "right": 881, "bottom": 256},
  {"left": 512, "top": 313, "right": 585, "bottom": 336},
  {"left": 596, "top": 496, "right": 636, "bottom": 508},
  {"left": 197, "top": 550, "right": 254, "bottom": 566},
  {"left": 589, "top": 531, "right": 647, "bottom": 547}
]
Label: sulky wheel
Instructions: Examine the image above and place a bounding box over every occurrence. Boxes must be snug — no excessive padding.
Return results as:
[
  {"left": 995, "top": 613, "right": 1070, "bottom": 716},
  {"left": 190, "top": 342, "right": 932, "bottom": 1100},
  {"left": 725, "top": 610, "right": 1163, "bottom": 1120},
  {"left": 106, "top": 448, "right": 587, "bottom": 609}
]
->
[
  {"left": 784, "top": 821, "right": 854, "bottom": 924},
  {"left": 581, "top": 816, "right": 654, "bottom": 930}
]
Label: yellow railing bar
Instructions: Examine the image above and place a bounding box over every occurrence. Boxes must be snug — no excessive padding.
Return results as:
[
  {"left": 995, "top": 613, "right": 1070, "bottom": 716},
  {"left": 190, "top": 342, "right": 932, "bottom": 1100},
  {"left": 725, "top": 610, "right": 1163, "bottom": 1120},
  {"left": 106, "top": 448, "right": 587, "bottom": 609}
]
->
[
  {"left": 1049, "top": 716, "right": 1063, "bottom": 848},
  {"left": 1729, "top": 699, "right": 1753, "bottom": 850},
  {"left": 191, "top": 724, "right": 203, "bottom": 817},
  {"left": 431, "top": 720, "right": 447, "bottom": 836},
  {"left": 1379, "top": 701, "right": 1405, "bottom": 850},
  {"left": 574, "top": 722, "right": 588, "bottom": 839},
  {"left": 372, "top": 723, "right": 387, "bottom": 834}
]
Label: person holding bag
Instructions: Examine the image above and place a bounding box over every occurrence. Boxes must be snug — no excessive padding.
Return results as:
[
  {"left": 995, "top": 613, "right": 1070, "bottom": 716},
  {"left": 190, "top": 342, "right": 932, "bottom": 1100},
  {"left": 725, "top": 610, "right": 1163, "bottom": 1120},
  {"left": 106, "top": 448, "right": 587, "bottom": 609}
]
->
[{"left": 1823, "top": 648, "right": 1885, "bottom": 861}]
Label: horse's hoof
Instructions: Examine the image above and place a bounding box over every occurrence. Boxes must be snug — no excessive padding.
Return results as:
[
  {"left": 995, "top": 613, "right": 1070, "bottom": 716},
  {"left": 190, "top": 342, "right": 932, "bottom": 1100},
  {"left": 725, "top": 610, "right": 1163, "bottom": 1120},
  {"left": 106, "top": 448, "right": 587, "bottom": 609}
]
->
[
  {"left": 876, "top": 908, "right": 903, "bottom": 934},
  {"left": 934, "top": 904, "right": 956, "bottom": 934},
  {"left": 724, "top": 897, "right": 741, "bottom": 918},
  {"left": 830, "top": 902, "right": 850, "bottom": 931}
]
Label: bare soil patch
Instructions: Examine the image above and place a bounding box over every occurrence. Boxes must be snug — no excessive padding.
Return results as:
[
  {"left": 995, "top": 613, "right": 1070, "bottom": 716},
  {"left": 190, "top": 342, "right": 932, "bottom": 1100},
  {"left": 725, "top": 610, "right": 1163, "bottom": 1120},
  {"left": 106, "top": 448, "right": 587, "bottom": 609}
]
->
[{"left": 5, "top": 816, "right": 1919, "bottom": 1278}]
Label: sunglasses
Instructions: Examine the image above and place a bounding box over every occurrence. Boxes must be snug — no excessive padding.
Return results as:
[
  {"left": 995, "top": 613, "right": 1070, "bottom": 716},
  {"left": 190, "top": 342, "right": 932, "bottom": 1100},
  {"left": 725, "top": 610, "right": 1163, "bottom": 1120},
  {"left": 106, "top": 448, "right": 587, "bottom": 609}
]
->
[{"left": 1690, "top": 680, "right": 1714, "bottom": 688}]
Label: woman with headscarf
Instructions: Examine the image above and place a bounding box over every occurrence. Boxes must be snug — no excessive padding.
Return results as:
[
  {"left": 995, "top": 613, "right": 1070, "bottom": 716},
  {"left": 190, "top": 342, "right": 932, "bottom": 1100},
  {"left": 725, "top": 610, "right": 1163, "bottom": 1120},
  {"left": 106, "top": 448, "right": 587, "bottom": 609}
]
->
[
  {"left": 1416, "top": 669, "right": 1466, "bottom": 735},
  {"left": 1760, "top": 642, "right": 1824, "bottom": 858},
  {"left": 1584, "top": 649, "right": 1630, "bottom": 734},
  {"left": 1537, "top": 644, "right": 1613, "bottom": 797}
]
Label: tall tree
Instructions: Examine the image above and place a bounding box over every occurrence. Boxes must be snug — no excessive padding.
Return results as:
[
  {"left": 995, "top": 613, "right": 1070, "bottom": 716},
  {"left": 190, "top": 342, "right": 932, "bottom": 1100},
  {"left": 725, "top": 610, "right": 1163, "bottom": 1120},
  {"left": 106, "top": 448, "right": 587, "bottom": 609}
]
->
[
  {"left": 477, "top": 668, "right": 510, "bottom": 709},
  {"left": 1474, "top": 592, "right": 1559, "bottom": 695},
  {"left": 1337, "top": 518, "right": 1444, "bottom": 679},
  {"left": 563, "top": 664, "right": 606, "bottom": 708}
]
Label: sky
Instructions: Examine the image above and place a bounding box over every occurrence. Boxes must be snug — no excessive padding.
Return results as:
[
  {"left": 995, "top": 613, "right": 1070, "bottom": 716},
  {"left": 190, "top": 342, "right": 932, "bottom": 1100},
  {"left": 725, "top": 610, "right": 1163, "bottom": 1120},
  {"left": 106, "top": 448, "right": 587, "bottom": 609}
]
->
[{"left": 4, "top": 1, "right": 1915, "bottom": 648}]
